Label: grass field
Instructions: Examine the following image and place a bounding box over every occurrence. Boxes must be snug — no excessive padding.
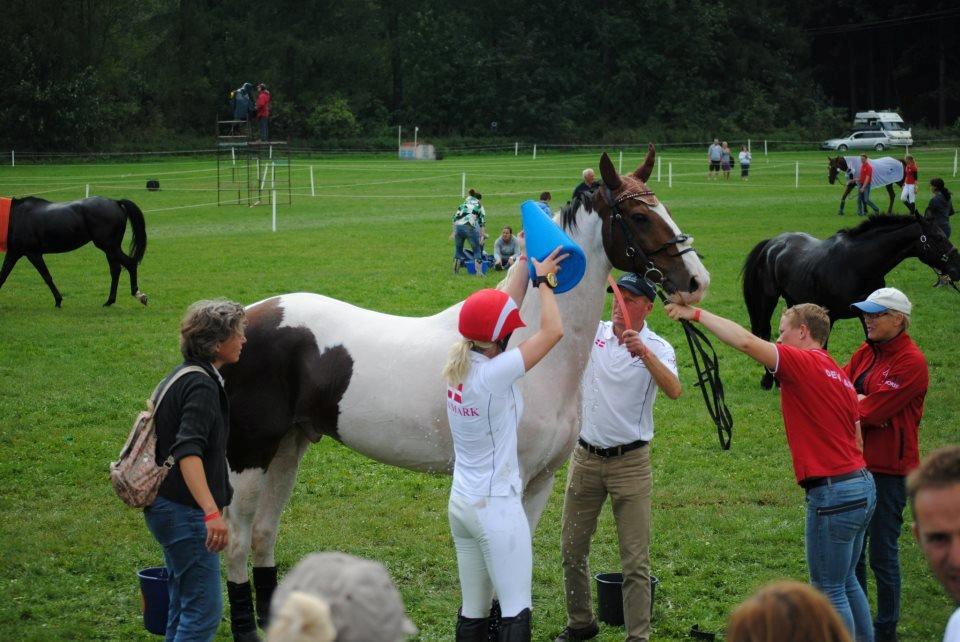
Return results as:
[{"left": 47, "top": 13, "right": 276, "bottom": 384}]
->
[{"left": 1, "top": 147, "right": 958, "bottom": 641}]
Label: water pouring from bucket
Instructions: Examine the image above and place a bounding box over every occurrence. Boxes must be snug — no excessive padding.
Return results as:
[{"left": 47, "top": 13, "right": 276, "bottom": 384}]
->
[{"left": 520, "top": 200, "right": 586, "bottom": 293}]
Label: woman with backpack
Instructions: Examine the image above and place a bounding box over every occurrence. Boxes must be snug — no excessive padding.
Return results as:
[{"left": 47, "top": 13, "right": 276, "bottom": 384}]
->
[{"left": 144, "top": 299, "right": 246, "bottom": 641}]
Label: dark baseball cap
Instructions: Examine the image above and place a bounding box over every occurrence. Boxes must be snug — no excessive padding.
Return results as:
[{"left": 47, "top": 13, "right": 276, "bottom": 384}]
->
[{"left": 607, "top": 273, "right": 656, "bottom": 301}]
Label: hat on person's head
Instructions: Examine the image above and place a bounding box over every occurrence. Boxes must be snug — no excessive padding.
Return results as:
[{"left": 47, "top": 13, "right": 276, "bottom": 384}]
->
[
  {"left": 459, "top": 289, "right": 525, "bottom": 342},
  {"left": 851, "top": 287, "right": 912, "bottom": 316},
  {"left": 607, "top": 273, "right": 656, "bottom": 302}
]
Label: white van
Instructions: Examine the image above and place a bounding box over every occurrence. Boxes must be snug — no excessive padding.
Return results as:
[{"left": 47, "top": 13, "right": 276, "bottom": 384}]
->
[{"left": 853, "top": 111, "right": 913, "bottom": 146}]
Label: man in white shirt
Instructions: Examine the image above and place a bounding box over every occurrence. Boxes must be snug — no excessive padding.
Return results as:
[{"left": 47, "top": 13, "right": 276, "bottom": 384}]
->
[
  {"left": 555, "top": 273, "right": 682, "bottom": 642},
  {"left": 909, "top": 446, "right": 960, "bottom": 642}
]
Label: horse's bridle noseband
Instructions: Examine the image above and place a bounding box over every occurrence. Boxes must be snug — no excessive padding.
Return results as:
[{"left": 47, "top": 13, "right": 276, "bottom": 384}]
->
[{"left": 602, "top": 185, "right": 697, "bottom": 289}]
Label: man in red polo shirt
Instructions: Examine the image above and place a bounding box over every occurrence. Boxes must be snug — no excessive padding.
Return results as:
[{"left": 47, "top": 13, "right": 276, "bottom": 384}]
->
[
  {"left": 858, "top": 153, "right": 881, "bottom": 216},
  {"left": 665, "top": 301, "right": 876, "bottom": 642}
]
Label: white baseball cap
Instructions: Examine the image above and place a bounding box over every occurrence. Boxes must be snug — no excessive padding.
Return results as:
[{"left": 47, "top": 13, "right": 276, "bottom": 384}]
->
[{"left": 851, "top": 287, "right": 912, "bottom": 316}]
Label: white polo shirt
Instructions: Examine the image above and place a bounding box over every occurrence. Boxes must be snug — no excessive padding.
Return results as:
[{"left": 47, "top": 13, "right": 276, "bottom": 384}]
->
[
  {"left": 448, "top": 348, "right": 526, "bottom": 498},
  {"left": 580, "top": 321, "right": 677, "bottom": 448},
  {"left": 945, "top": 607, "right": 960, "bottom": 642}
]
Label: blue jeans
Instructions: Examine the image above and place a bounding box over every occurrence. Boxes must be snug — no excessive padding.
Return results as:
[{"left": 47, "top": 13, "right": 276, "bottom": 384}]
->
[
  {"left": 454, "top": 224, "right": 481, "bottom": 264},
  {"left": 805, "top": 470, "right": 877, "bottom": 642},
  {"left": 144, "top": 496, "right": 222, "bottom": 642},
  {"left": 857, "top": 185, "right": 880, "bottom": 215},
  {"left": 856, "top": 474, "right": 906, "bottom": 637}
]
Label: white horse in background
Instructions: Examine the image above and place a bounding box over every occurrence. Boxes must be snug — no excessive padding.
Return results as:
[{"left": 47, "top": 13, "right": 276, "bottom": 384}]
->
[{"left": 220, "top": 149, "right": 710, "bottom": 640}]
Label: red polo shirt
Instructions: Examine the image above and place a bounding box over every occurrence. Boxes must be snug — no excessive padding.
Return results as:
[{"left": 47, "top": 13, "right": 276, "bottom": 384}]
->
[
  {"left": 775, "top": 344, "right": 865, "bottom": 484},
  {"left": 859, "top": 160, "right": 873, "bottom": 186},
  {"left": 905, "top": 162, "right": 918, "bottom": 186}
]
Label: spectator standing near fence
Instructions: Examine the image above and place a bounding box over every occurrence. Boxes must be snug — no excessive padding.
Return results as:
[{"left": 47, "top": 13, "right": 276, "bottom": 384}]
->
[
  {"left": 721, "top": 142, "right": 733, "bottom": 180},
  {"left": 739, "top": 145, "right": 752, "bottom": 181},
  {"left": 256, "top": 83, "right": 271, "bottom": 142},
  {"left": 908, "top": 446, "right": 960, "bottom": 642},
  {"left": 707, "top": 138, "right": 723, "bottom": 180}
]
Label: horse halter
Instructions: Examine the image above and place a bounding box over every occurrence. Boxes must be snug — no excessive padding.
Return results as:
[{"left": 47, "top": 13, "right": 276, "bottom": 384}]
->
[{"left": 602, "top": 185, "right": 697, "bottom": 289}]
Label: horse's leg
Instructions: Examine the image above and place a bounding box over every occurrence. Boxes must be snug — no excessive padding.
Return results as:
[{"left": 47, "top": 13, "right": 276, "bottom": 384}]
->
[
  {"left": 0, "top": 253, "right": 23, "bottom": 291},
  {"left": 25, "top": 253, "right": 63, "bottom": 307},
  {"left": 886, "top": 184, "right": 895, "bottom": 214},
  {"left": 752, "top": 294, "right": 780, "bottom": 390},
  {"left": 111, "top": 248, "right": 147, "bottom": 305},
  {"left": 225, "top": 467, "right": 268, "bottom": 642},
  {"left": 103, "top": 254, "right": 121, "bottom": 307},
  {"left": 249, "top": 429, "right": 311, "bottom": 630},
  {"left": 839, "top": 182, "right": 855, "bottom": 215},
  {"left": 522, "top": 467, "right": 558, "bottom": 534}
]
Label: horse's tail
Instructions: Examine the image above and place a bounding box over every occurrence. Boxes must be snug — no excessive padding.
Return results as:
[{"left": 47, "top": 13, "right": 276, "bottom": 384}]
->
[
  {"left": 119, "top": 199, "right": 147, "bottom": 264},
  {"left": 742, "top": 238, "right": 771, "bottom": 334}
]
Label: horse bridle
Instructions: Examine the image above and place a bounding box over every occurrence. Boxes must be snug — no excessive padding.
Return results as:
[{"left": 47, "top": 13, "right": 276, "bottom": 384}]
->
[
  {"left": 602, "top": 184, "right": 734, "bottom": 450},
  {"left": 601, "top": 185, "right": 697, "bottom": 290}
]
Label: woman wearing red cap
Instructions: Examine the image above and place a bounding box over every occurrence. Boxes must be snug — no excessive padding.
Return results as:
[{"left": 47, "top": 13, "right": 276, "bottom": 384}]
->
[{"left": 443, "top": 241, "right": 567, "bottom": 642}]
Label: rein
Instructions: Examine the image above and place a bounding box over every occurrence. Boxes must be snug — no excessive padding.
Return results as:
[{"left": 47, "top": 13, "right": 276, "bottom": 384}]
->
[{"left": 602, "top": 186, "right": 733, "bottom": 449}]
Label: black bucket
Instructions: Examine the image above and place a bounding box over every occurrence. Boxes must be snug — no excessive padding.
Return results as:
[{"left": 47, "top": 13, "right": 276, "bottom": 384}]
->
[
  {"left": 595, "top": 572, "right": 659, "bottom": 626},
  {"left": 138, "top": 566, "right": 169, "bottom": 635}
]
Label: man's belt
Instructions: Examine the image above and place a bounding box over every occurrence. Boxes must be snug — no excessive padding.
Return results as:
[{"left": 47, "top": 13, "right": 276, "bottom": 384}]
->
[
  {"left": 578, "top": 437, "right": 648, "bottom": 458},
  {"left": 800, "top": 468, "right": 867, "bottom": 491}
]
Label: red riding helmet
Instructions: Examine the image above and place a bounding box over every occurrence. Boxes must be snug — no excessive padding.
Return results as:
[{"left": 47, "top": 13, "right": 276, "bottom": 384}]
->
[{"left": 459, "top": 289, "right": 525, "bottom": 342}]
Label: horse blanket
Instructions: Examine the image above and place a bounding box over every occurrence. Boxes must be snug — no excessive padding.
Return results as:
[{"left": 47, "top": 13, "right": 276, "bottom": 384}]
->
[
  {"left": 0, "top": 197, "right": 11, "bottom": 253},
  {"left": 844, "top": 156, "right": 904, "bottom": 187}
]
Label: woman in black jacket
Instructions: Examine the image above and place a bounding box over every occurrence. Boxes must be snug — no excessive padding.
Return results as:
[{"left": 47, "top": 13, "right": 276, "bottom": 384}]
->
[
  {"left": 145, "top": 299, "right": 246, "bottom": 641},
  {"left": 925, "top": 178, "right": 955, "bottom": 287}
]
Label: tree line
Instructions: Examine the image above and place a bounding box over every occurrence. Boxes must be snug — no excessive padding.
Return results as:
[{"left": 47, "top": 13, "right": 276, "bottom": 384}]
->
[{"left": 2, "top": 0, "right": 957, "bottom": 151}]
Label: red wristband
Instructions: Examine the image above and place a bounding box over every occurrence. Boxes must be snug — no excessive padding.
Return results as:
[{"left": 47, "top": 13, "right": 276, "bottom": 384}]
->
[
  {"left": 203, "top": 510, "right": 220, "bottom": 523},
  {"left": 693, "top": 309, "right": 702, "bottom": 323},
  {"left": 517, "top": 255, "right": 527, "bottom": 261}
]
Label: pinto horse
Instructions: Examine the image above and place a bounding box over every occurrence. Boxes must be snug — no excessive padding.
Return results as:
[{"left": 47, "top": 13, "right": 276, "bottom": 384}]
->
[
  {"left": 218, "top": 149, "right": 711, "bottom": 640},
  {"left": 0, "top": 196, "right": 148, "bottom": 307},
  {"left": 743, "top": 213, "right": 960, "bottom": 388},
  {"left": 828, "top": 155, "right": 907, "bottom": 215}
]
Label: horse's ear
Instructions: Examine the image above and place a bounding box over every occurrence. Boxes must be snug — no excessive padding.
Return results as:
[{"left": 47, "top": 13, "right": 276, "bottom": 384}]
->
[
  {"left": 633, "top": 143, "right": 656, "bottom": 182},
  {"left": 599, "top": 153, "right": 621, "bottom": 190}
]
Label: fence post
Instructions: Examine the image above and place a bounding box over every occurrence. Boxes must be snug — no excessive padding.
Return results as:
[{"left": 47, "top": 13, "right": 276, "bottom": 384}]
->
[
  {"left": 310, "top": 166, "right": 315, "bottom": 196},
  {"left": 10, "top": 150, "right": 13, "bottom": 166},
  {"left": 618, "top": 150, "right": 623, "bottom": 173},
  {"left": 657, "top": 157, "right": 661, "bottom": 182},
  {"left": 533, "top": 144, "right": 537, "bottom": 160},
  {"left": 86, "top": 184, "right": 90, "bottom": 198},
  {"left": 515, "top": 142, "right": 518, "bottom": 156},
  {"left": 461, "top": 172, "right": 466, "bottom": 198},
  {"left": 954, "top": 149, "right": 958, "bottom": 177},
  {"left": 795, "top": 162, "right": 799, "bottom": 188},
  {"left": 747, "top": 138, "right": 751, "bottom": 152},
  {"left": 272, "top": 190, "right": 277, "bottom": 232},
  {"left": 668, "top": 162, "right": 672, "bottom": 188},
  {"left": 764, "top": 140, "right": 768, "bottom": 157},
  {"left": 398, "top": 126, "right": 402, "bottom": 159}
]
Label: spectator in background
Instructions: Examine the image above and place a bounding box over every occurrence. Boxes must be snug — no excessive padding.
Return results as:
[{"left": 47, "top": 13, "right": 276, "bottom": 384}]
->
[
  {"left": 231, "top": 82, "right": 254, "bottom": 134},
  {"left": 572, "top": 169, "right": 600, "bottom": 201},
  {"left": 858, "top": 153, "right": 881, "bottom": 217},
  {"left": 256, "top": 83, "right": 272, "bottom": 142},
  {"left": 739, "top": 145, "right": 752, "bottom": 181},
  {"left": 707, "top": 138, "right": 723, "bottom": 180},
  {"left": 901, "top": 155, "right": 918, "bottom": 214},
  {"left": 494, "top": 226, "right": 519, "bottom": 271},
  {"left": 908, "top": 446, "right": 960, "bottom": 642},
  {"left": 538, "top": 191, "right": 552, "bottom": 212},
  {"left": 451, "top": 189, "right": 486, "bottom": 275},
  {"left": 721, "top": 142, "right": 733, "bottom": 180},
  {"left": 925, "top": 178, "right": 955, "bottom": 240},
  {"left": 727, "top": 581, "right": 852, "bottom": 642},
  {"left": 845, "top": 288, "right": 929, "bottom": 642}
]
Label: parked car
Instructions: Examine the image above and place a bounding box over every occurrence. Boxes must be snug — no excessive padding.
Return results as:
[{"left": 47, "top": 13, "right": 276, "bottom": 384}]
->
[
  {"left": 820, "top": 130, "right": 906, "bottom": 152},
  {"left": 854, "top": 110, "right": 913, "bottom": 146}
]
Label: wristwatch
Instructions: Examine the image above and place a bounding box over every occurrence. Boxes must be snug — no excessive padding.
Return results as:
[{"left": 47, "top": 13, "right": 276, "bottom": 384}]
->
[{"left": 533, "top": 272, "right": 558, "bottom": 289}]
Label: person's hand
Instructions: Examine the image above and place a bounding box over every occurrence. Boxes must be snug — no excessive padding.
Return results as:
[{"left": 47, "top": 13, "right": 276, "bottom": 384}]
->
[
  {"left": 516, "top": 230, "right": 526, "bottom": 255},
  {"left": 205, "top": 513, "right": 229, "bottom": 553},
  {"left": 665, "top": 302, "right": 697, "bottom": 322},
  {"left": 621, "top": 329, "right": 649, "bottom": 358},
  {"left": 532, "top": 245, "right": 569, "bottom": 277}
]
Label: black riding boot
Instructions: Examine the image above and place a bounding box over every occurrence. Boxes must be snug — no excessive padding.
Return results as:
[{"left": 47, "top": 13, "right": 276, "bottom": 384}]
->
[
  {"left": 252, "top": 566, "right": 278, "bottom": 629},
  {"left": 499, "top": 608, "right": 531, "bottom": 642},
  {"left": 487, "top": 600, "right": 502, "bottom": 641},
  {"left": 457, "top": 608, "right": 491, "bottom": 642},
  {"left": 227, "top": 580, "right": 261, "bottom": 642}
]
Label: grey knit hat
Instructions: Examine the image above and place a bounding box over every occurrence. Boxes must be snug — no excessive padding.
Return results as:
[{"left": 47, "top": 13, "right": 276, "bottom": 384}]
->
[{"left": 268, "top": 552, "right": 417, "bottom": 642}]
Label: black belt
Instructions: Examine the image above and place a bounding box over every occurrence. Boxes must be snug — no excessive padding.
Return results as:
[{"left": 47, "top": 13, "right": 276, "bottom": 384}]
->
[
  {"left": 800, "top": 468, "right": 867, "bottom": 491},
  {"left": 578, "top": 437, "right": 648, "bottom": 458}
]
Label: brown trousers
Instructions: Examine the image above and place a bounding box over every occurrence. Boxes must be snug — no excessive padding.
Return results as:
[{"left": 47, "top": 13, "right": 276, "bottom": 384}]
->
[{"left": 561, "top": 443, "right": 652, "bottom": 642}]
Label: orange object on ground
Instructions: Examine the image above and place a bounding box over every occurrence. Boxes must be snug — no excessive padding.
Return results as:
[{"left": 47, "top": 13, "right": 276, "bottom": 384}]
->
[{"left": 0, "top": 197, "right": 11, "bottom": 253}]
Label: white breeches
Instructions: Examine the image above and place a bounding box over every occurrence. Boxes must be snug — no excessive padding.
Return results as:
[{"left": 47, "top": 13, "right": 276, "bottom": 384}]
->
[
  {"left": 901, "top": 184, "right": 916, "bottom": 203},
  {"left": 448, "top": 491, "right": 532, "bottom": 618}
]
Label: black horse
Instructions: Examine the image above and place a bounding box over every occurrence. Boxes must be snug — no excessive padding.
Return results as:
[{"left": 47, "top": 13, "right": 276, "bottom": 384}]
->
[
  {"left": 828, "top": 155, "right": 907, "bottom": 215},
  {"left": 0, "top": 196, "right": 148, "bottom": 307},
  {"left": 743, "top": 213, "right": 960, "bottom": 388}
]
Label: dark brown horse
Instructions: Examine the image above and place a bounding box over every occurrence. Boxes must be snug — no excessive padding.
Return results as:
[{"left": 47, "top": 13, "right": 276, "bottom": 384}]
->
[
  {"left": 0, "top": 196, "right": 148, "bottom": 307},
  {"left": 828, "top": 155, "right": 907, "bottom": 215}
]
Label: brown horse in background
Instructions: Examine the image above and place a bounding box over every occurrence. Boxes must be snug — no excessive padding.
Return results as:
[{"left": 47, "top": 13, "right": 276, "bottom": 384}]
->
[{"left": 827, "top": 155, "right": 907, "bottom": 215}]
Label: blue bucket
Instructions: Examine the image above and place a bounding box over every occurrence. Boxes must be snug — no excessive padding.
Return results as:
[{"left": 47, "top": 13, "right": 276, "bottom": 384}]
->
[
  {"left": 465, "top": 259, "right": 490, "bottom": 275},
  {"left": 138, "top": 566, "right": 169, "bottom": 635},
  {"left": 520, "top": 200, "right": 586, "bottom": 293}
]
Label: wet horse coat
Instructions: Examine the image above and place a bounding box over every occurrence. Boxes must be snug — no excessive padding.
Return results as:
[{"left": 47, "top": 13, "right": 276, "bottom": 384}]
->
[{"left": 219, "top": 151, "right": 711, "bottom": 638}]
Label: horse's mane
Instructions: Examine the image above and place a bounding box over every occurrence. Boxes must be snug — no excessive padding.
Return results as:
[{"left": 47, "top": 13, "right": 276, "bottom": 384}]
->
[
  {"left": 560, "top": 190, "right": 599, "bottom": 231},
  {"left": 839, "top": 214, "right": 916, "bottom": 238}
]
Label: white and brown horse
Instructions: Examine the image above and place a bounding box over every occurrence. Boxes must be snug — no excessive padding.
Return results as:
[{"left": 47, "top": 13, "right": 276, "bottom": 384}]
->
[{"left": 220, "top": 149, "right": 711, "bottom": 640}]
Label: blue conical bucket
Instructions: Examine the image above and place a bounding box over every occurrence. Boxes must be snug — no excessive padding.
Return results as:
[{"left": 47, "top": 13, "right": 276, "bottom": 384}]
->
[
  {"left": 520, "top": 200, "right": 586, "bottom": 293},
  {"left": 138, "top": 566, "right": 169, "bottom": 635}
]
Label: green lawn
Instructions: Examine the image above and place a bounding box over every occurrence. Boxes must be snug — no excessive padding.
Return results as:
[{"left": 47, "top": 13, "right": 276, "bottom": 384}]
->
[{"left": 1, "top": 147, "right": 957, "bottom": 640}]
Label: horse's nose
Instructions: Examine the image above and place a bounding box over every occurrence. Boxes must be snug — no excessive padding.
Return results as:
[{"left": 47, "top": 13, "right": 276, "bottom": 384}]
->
[{"left": 689, "top": 277, "right": 700, "bottom": 293}]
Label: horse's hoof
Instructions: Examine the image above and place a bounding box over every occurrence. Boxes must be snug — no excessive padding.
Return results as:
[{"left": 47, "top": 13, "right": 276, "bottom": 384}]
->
[
  {"left": 103, "top": 300, "right": 115, "bottom": 307},
  {"left": 135, "top": 291, "right": 148, "bottom": 306},
  {"left": 55, "top": 300, "right": 62, "bottom": 308}
]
